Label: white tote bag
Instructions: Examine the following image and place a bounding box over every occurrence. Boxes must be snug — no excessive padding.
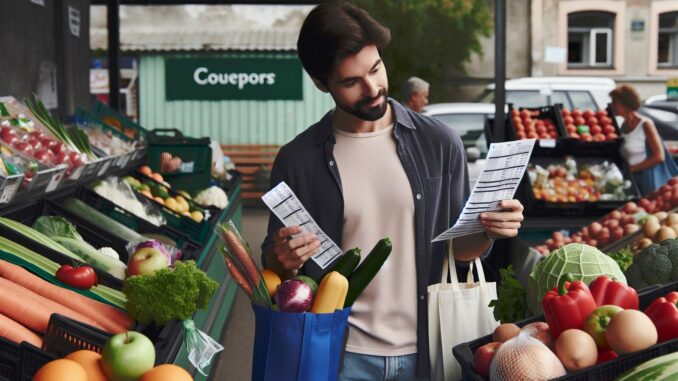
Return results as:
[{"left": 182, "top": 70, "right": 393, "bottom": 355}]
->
[{"left": 428, "top": 242, "right": 499, "bottom": 381}]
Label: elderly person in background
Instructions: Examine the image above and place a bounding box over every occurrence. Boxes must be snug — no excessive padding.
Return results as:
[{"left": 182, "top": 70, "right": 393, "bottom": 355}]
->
[{"left": 402, "top": 76, "right": 429, "bottom": 113}]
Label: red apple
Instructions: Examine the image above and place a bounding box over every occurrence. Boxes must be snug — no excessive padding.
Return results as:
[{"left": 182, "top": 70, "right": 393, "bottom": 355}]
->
[
  {"left": 1, "top": 127, "right": 17, "bottom": 144},
  {"left": 13, "top": 141, "right": 33, "bottom": 155},
  {"left": 29, "top": 131, "right": 45, "bottom": 140},
  {"left": 474, "top": 342, "right": 502, "bottom": 379}
]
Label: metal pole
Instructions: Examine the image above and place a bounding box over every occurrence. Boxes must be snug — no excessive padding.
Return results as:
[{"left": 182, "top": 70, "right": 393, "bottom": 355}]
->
[
  {"left": 493, "top": 0, "right": 506, "bottom": 141},
  {"left": 107, "top": 0, "right": 120, "bottom": 111}
]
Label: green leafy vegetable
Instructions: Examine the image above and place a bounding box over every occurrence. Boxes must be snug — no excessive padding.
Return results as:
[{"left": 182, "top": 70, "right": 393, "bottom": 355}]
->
[
  {"left": 33, "top": 216, "right": 83, "bottom": 240},
  {"left": 123, "top": 260, "right": 219, "bottom": 325},
  {"left": 488, "top": 265, "right": 528, "bottom": 323},
  {"left": 625, "top": 240, "right": 678, "bottom": 290},
  {"left": 607, "top": 246, "right": 634, "bottom": 272}
]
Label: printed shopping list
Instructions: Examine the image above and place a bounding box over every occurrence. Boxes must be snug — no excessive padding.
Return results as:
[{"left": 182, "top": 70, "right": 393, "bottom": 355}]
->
[
  {"left": 262, "top": 182, "right": 343, "bottom": 269},
  {"left": 432, "top": 139, "right": 536, "bottom": 242}
]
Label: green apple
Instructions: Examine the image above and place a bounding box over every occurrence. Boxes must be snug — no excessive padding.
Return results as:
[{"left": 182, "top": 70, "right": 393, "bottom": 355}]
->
[
  {"left": 126, "top": 247, "right": 169, "bottom": 277},
  {"left": 101, "top": 331, "right": 156, "bottom": 381},
  {"left": 584, "top": 305, "right": 623, "bottom": 350}
]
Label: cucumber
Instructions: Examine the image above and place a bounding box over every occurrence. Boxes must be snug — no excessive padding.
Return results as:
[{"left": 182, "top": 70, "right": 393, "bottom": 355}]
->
[
  {"left": 614, "top": 351, "right": 678, "bottom": 381},
  {"left": 331, "top": 247, "right": 361, "bottom": 279},
  {"left": 51, "top": 236, "right": 127, "bottom": 280},
  {"left": 344, "top": 238, "right": 392, "bottom": 308}
]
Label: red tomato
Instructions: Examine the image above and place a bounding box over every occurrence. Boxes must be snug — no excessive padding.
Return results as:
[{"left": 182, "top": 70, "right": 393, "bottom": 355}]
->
[{"left": 55, "top": 265, "right": 98, "bottom": 289}]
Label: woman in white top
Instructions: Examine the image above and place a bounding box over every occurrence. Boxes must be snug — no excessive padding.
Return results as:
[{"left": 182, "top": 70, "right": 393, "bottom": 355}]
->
[{"left": 612, "top": 85, "right": 678, "bottom": 194}]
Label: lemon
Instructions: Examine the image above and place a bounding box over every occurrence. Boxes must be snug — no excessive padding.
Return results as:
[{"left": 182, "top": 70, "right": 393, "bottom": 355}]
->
[
  {"left": 164, "top": 197, "right": 178, "bottom": 211},
  {"left": 190, "top": 211, "right": 204, "bottom": 223}
]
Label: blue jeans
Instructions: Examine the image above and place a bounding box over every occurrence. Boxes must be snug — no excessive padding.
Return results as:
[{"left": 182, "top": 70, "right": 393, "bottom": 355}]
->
[{"left": 339, "top": 352, "right": 427, "bottom": 381}]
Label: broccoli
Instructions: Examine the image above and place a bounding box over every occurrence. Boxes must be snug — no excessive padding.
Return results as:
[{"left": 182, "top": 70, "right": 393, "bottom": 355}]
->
[
  {"left": 123, "top": 260, "right": 219, "bottom": 325},
  {"left": 625, "top": 243, "right": 673, "bottom": 289},
  {"left": 668, "top": 250, "right": 678, "bottom": 281}
]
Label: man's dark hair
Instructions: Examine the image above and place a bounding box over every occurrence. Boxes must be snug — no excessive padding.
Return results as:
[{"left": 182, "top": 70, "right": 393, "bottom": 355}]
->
[{"left": 297, "top": 1, "right": 391, "bottom": 84}]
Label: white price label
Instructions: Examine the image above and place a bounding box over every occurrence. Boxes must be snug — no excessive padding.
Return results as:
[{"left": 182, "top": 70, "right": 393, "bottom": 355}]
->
[
  {"left": 0, "top": 180, "right": 20, "bottom": 204},
  {"left": 46, "top": 170, "right": 65, "bottom": 192},
  {"left": 69, "top": 165, "right": 85, "bottom": 180},
  {"left": 539, "top": 139, "right": 556, "bottom": 148}
]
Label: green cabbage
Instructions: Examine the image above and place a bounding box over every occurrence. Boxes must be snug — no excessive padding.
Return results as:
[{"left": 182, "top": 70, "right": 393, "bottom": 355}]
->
[{"left": 527, "top": 243, "right": 626, "bottom": 314}]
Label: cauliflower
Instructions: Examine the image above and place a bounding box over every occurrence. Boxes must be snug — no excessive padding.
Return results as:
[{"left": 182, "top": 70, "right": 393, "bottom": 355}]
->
[
  {"left": 195, "top": 186, "right": 228, "bottom": 209},
  {"left": 97, "top": 247, "right": 120, "bottom": 260}
]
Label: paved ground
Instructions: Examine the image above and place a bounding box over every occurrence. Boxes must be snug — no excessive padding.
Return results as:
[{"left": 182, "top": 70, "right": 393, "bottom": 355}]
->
[{"left": 212, "top": 206, "right": 269, "bottom": 380}]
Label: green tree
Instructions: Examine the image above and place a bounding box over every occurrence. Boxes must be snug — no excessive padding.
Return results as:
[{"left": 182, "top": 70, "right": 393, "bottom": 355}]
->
[{"left": 353, "top": 0, "right": 492, "bottom": 103}]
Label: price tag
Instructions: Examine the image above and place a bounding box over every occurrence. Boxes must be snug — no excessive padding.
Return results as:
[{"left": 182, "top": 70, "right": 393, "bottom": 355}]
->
[
  {"left": 98, "top": 159, "right": 112, "bottom": 176},
  {"left": 69, "top": 164, "right": 85, "bottom": 180},
  {"left": 119, "top": 154, "right": 131, "bottom": 168},
  {"left": 539, "top": 139, "right": 556, "bottom": 148},
  {"left": 46, "top": 169, "right": 65, "bottom": 192},
  {"left": 0, "top": 179, "right": 20, "bottom": 204}
]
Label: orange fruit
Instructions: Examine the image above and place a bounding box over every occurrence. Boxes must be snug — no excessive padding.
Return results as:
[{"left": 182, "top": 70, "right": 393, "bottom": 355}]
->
[
  {"left": 64, "top": 350, "right": 107, "bottom": 381},
  {"left": 33, "top": 359, "right": 87, "bottom": 381},
  {"left": 139, "top": 165, "right": 153, "bottom": 176},
  {"left": 261, "top": 269, "right": 281, "bottom": 298},
  {"left": 140, "top": 364, "right": 193, "bottom": 381},
  {"left": 151, "top": 173, "right": 164, "bottom": 183}
]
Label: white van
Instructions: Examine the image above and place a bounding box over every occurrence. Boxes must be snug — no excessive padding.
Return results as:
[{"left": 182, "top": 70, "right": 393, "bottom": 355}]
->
[{"left": 478, "top": 77, "right": 616, "bottom": 110}]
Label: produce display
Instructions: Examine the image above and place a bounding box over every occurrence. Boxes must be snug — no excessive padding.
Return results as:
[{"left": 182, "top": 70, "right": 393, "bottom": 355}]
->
[
  {"left": 123, "top": 174, "right": 205, "bottom": 223},
  {"left": 474, "top": 263, "right": 678, "bottom": 381},
  {"left": 561, "top": 107, "right": 618, "bottom": 142},
  {"left": 159, "top": 151, "right": 184, "bottom": 173},
  {"left": 92, "top": 177, "right": 166, "bottom": 227},
  {"left": 534, "top": 176, "right": 678, "bottom": 255},
  {"left": 509, "top": 108, "right": 559, "bottom": 140},
  {"left": 81, "top": 122, "right": 138, "bottom": 157},
  {"left": 528, "top": 156, "right": 635, "bottom": 203}
]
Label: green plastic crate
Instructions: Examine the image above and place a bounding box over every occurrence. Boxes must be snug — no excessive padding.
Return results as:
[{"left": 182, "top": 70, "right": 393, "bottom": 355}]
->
[
  {"left": 146, "top": 129, "right": 211, "bottom": 194},
  {"left": 90, "top": 101, "right": 149, "bottom": 141}
]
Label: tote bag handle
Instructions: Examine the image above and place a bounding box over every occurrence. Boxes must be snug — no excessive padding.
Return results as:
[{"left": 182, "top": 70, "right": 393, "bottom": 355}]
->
[{"left": 440, "top": 240, "right": 486, "bottom": 287}]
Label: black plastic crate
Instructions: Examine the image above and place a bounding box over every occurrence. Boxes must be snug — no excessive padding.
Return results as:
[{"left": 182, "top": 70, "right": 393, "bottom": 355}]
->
[
  {"left": 453, "top": 282, "right": 678, "bottom": 381},
  {"left": 560, "top": 104, "right": 623, "bottom": 156},
  {"left": 19, "top": 343, "right": 56, "bottom": 381},
  {"left": 520, "top": 151, "right": 641, "bottom": 217},
  {"left": 0, "top": 338, "right": 20, "bottom": 381},
  {"left": 506, "top": 104, "right": 567, "bottom": 142},
  {"left": 42, "top": 313, "right": 110, "bottom": 357},
  {"left": 0, "top": 199, "right": 124, "bottom": 289}
]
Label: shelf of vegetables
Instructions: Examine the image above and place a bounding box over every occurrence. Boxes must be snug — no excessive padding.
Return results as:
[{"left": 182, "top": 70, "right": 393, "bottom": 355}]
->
[{"left": 0, "top": 96, "right": 244, "bottom": 381}]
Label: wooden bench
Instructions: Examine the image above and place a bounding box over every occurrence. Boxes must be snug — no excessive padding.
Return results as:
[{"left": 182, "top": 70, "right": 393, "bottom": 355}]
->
[{"left": 221, "top": 144, "right": 280, "bottom": 201}]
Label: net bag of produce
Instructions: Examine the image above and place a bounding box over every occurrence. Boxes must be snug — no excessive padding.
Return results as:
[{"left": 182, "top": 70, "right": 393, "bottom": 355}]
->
[
  {"left": 489, "top": 332, "right": 566, "bottom": 381},
  {"left": 251, "top": 304, "right": 351, "bottom": 381}
]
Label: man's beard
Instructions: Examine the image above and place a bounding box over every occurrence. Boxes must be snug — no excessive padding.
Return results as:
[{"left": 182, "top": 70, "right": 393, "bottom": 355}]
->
[{"left": 335, "top": 89, "right": 389, "bottom": 121}]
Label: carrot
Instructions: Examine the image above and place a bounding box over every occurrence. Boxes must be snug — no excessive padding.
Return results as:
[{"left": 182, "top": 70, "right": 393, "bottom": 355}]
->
[
  {"left": 220, "top": 225, "right": 260, "bottom": 285},
  {"left": 0, "top": 277, "right": 109, "bottom": 333},
  {"left": 0, "top": 259, "right": 131, "bottom": 331},
  {"left": 0, "top": 279, "right": 51, "bottom": 333},
  {"left": 225, "top": 257, "right": 253, "bottom": 296},
  {"left": 0, "top": 312, "right": 42, "bottom": 347}
]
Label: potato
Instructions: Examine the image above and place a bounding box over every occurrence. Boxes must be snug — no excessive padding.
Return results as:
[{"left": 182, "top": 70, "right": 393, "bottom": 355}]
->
[
  {"left": 606, "top": 310, "right": 657, "bottom": 354},
  {"left": 656, "top": 226, "right": 677, "bottom": 242},
  {"left": 555, "top": 329, "right": 598, "bottom": 371},
  {"left": 493, "top": 323, "right": 521, "bottom": 343}
]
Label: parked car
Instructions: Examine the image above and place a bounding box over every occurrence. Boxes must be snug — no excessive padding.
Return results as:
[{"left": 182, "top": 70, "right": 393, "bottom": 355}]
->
[
  {"left": 422, "top": 103, "right": 495, "bottom": 187},
  {"left": 477, "top": 76, "right": 616, "bottom": 110},
  {"left": 638, "top": 98, "right": 678, "bottom": 155}
]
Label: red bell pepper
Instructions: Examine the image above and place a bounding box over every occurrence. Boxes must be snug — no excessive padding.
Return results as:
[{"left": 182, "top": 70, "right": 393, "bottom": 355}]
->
[
  {"left": 588, "top": 275, "right": 639, "bottom": 309},
  {"left": 542, "top": 273, "right": 597, "bottom": 338},
  {"left": 644, "top": 291, "right": 678, "bottom": 343}
]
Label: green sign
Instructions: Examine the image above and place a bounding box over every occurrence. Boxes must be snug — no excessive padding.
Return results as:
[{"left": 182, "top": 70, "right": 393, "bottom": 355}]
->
[
  {"left": 165, "top": 57, "right": 303, "bottom": 101},
  {"left": 668, "top": 78, "right": 678, "bottom": 99}
]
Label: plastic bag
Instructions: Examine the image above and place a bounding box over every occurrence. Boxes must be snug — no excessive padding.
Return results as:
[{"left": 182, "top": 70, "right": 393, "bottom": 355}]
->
[
  {"left": 183, "top": 319, "right": 224, "bottom": 376},
  {"left": 489, "top": 332, "right": 565, "bottom": 381},
  {"left": 93, "top": 176, "right": 166, "bottom": 226}
]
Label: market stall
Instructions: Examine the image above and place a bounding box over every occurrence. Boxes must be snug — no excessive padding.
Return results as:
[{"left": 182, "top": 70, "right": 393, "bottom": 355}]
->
[{"left": 0, "top": 97, "right": 241, "bottom": 381}]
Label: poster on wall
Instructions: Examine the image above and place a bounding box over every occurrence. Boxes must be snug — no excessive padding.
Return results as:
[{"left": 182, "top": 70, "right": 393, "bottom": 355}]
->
[{"left": 165, "top": 56, "right": 303, "bottom": 101}]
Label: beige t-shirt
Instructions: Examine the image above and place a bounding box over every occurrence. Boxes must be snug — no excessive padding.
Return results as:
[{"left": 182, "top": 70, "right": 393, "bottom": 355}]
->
[{"left": 333, "top": 124, "right": 418, "bottom": 356}]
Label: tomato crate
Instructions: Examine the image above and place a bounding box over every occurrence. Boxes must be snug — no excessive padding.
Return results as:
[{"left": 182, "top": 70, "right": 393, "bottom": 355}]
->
[
  {"left": 505, "top": 104, "right": 567, "bottom": 142},
  {"left": 560, "top": 104, "right": 623, "bottom": 157},
  {"left": 453, "top": 283, "right": 678, "bottom": 381},
  {"left": 146, "top": 129, "right": 212, "bottom": 194},
  {"left": 0, "top": 337, "right": 20, "bottom": 381},
  {"left": 90, "top": 101, "right": 149, "bottom": 142}
]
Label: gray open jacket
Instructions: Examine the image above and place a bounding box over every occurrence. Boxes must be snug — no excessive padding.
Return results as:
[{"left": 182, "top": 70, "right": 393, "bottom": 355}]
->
[{"left": 262, "top": 99, "right": 471, "bottom": 378}]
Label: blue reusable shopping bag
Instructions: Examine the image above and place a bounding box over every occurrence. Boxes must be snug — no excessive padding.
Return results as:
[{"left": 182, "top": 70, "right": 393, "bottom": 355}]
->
[{"left": 251, "top": 304, "right": 351, "bottom": 381}]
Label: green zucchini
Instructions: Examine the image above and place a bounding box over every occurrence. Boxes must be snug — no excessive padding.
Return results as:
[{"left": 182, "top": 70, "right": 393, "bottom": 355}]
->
[
  {"left": 51, "top": 236, "right": 127, "bottom": 280},
  {"left": 614, "top": 351, "right": 678, "bottom": 381},
  {"left": 0, "top": 217, "right": 83, "bottom": 262},
  {"left": 330, "top": 247, "right": 361, "bottom": 279},
  {"left": 344, "top": 238, "right": 392, "bottom": 308},
  {"left": 62, "top": 198, "right": 146, "bottom": 243}
]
